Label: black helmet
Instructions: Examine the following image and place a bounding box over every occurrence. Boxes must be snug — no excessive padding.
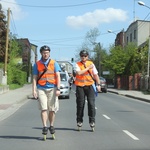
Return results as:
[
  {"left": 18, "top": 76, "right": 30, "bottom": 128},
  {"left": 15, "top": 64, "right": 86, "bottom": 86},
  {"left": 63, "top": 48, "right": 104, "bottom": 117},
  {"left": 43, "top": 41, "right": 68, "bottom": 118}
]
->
[
  {"left": 40, "top": 45, "right": 51, "bottom": 53},
  {"left": 79, "top": 50, "right": 89, "bottom": 56}
]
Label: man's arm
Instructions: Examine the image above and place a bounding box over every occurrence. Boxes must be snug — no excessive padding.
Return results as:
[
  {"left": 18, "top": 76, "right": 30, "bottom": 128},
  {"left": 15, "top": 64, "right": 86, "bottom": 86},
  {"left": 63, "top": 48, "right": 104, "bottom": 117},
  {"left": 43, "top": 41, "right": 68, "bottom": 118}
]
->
[
  {"left": 93, "top": 74, "right": 101, "bottom": 92},
  {"left": 76, "top": 63, "right": 94, "bottom": 75},
  {"left": 56, "top": 72, "right": 60, "bottom": 89},
  {"left": 32, "top": 75, "right": 38, "bottom": 99},
  {"left": 93, "top": 74, "right": 100, "bottom": 85}
]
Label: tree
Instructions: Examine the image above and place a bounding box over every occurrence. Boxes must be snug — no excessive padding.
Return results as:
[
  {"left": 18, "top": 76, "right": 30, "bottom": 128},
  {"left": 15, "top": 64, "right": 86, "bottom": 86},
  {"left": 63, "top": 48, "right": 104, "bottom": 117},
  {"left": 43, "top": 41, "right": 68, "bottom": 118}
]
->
[
  {"left": 104, "top": 43, "right": 143, "bottom": 76},
  {"left": 0, "top": 4, "right": 7, "bottom": 63},
  {"left": 123, "top": 43, "right": 141, "bottom": 75},
  {"left": 104, "top": 45, "right": 128, "bottom": 75},
  {"left": 74, "top": 27, "right": 100, "bottom": 61},
  {"left": 7, "top": 37, "right": 27, "bottom": 86}
]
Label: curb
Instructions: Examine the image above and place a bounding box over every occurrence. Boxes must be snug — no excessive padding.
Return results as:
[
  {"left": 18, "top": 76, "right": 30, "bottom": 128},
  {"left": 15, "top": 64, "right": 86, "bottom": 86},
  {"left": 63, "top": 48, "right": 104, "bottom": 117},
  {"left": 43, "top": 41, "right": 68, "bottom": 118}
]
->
[
  {"left": 125, "top": 95, "right": 150, "bottom": 103},
  {"left": 108, "top": 90, "right": 150, "bottom": 103}
]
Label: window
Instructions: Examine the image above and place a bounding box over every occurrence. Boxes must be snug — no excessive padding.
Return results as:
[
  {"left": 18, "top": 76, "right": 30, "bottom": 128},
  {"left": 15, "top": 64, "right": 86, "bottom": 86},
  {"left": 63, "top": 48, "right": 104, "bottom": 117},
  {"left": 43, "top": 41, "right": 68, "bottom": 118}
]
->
[
  {"left": 127, "top": 36, "right": 128, "bottom": 44},
  {"left": 134, "top": 30, "right": 136, "bottom": 40},
  {"left": 60, "top": 74, "right": 67, "bottom": 81},
  {"left": 130, "top": 33, "right": 132, "bottom": 42}
]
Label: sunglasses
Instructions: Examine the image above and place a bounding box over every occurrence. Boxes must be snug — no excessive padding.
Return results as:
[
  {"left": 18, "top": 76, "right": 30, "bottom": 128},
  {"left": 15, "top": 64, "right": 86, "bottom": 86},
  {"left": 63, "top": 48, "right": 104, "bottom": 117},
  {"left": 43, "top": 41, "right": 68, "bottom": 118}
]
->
[{"left": 80, "top": 55, "right": 88, "bottom": 57}]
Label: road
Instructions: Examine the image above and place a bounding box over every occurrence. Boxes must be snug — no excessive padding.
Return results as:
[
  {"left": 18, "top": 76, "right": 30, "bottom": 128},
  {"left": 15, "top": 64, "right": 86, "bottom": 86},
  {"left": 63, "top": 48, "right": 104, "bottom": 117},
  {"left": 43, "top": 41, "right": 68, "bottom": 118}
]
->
[{"left": 0, "top": 87, "right": 150, "bottom": 150}]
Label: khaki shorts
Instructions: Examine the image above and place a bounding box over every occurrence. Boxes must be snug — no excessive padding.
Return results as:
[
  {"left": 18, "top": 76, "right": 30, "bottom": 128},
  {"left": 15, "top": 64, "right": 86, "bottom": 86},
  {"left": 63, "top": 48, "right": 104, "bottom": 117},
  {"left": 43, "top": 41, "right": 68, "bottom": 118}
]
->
[{"left": 37, "top": 88, "right": 59, "bottom": 113}]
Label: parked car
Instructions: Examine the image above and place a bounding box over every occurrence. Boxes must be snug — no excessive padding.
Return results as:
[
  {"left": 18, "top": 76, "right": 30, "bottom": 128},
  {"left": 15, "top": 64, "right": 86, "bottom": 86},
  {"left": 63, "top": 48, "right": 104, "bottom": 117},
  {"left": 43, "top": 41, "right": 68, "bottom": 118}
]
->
[
  {"left": 100, "top": 77, "right": 107, "bottom": 93},
  {"left": 59, "top": 72, "right": 70, "bottom": 99}
]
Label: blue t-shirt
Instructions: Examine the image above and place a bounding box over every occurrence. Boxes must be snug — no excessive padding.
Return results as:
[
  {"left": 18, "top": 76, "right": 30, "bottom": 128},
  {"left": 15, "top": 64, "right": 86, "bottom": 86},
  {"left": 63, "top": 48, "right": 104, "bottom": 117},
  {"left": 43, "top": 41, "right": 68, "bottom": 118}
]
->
[{"left": 33, "top": 57, "right": 61, "bottom": 89}]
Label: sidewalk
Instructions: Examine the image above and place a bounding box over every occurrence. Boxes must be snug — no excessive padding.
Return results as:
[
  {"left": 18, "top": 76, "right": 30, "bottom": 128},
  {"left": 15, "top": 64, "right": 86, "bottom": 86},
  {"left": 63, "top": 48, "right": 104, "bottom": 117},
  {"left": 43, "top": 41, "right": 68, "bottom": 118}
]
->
[
  {"left": 0, "top": 84, "right": 32, "bottom": 121},
  {"left": 108, "top": 88, "right": 150, "bottom": 103}
]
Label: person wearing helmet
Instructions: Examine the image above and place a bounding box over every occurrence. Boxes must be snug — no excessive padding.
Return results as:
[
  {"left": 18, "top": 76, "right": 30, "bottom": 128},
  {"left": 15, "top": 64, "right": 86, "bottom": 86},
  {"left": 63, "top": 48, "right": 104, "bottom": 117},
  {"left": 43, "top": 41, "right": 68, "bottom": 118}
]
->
[
  {"left": 60, "top": 63, "right": 66, "bottom": 71},
  {"left": 32, "top": 45, "right": 61, "bottom": 139},
  {"left": 74, "top": 50, "right": 101, "bottom": 131}
]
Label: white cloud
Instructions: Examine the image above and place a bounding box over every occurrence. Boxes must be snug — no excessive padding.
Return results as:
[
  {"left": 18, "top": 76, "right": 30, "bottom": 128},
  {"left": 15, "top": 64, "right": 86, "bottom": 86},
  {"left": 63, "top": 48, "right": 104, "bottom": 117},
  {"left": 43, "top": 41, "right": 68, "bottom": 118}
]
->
[
  {"left": 0, "top": 0, "right": 27, "bottom": 20},
  {"left": 66, "top": 8, "right": 128, "bottom": 29}
]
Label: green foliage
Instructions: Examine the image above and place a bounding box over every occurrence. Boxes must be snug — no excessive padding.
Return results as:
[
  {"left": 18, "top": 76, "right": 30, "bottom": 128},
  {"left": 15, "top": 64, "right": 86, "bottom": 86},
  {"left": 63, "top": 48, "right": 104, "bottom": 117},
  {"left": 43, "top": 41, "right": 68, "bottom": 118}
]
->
[
  {"left": 0, "top": 9, "right": 7, "bottom": 62},
  {"left": 104, "top": 46, "right": 128, "bottom": 75},
  {"left": 103, "top": 43, "right": 147, "bottom": 76},
  {"left": 9, "top": 84, "right": 23, "bottom": 90},
  {"left": 7, "top": 65, "right": 27, "bottom": 86},
  {"left": 7, "top": 39, "right": 27, "bottom": 86}
]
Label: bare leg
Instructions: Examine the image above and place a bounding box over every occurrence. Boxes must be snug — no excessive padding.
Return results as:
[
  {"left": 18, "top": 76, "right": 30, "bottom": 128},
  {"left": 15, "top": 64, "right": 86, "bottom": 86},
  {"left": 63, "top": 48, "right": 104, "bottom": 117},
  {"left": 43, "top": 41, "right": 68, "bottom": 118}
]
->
[
  {"left": 49, "top": 111, "right": 55, "bottom": 126},
  {"left": 41, "top": 110, "right": 48, "bottom": 127}
]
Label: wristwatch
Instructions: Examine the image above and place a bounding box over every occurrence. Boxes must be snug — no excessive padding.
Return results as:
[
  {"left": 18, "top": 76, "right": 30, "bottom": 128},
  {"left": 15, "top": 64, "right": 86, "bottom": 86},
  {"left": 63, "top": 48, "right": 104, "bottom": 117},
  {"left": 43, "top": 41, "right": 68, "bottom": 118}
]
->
[{"left": 97, "top": 84, "right": 101, "bottom": 86}]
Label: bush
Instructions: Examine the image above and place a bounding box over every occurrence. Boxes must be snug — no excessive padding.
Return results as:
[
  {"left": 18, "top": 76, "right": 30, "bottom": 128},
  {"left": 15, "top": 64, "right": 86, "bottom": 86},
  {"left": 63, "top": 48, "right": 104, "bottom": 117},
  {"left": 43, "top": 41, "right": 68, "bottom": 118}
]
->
[{"left": 7, "top": 65, "right": 27, "bottom": 86}]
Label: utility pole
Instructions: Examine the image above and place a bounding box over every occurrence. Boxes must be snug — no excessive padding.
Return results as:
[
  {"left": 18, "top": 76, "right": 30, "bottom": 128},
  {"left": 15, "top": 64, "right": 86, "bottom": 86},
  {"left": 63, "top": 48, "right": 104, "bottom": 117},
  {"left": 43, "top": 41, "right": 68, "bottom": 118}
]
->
[
  {"left": 4, "top": 8, "right": 10, "bottom": 77},
  {"left": 93, "top": 42, "right": 101, "bottom": 76},
  {"left": 97, "top": 42, "right": 101, "bottom": 76}
]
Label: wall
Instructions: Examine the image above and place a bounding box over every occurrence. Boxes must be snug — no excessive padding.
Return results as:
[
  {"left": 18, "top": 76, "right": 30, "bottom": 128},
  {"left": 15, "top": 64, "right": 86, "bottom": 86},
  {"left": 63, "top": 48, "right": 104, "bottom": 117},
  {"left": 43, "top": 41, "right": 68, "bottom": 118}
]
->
[{"left": 116, "top": 73, "right": 147, "bottom": 91}]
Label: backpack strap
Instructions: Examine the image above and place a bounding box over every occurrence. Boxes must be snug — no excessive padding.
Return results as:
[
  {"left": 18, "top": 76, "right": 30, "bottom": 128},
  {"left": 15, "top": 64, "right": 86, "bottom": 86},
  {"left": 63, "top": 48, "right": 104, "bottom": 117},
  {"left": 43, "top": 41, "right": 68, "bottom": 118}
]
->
[
  {"left": 80, "top": 61, "right": 95, "bottom": 81},
  {"left": 37, "top": 59, "right": 51, "bottom": 84}
]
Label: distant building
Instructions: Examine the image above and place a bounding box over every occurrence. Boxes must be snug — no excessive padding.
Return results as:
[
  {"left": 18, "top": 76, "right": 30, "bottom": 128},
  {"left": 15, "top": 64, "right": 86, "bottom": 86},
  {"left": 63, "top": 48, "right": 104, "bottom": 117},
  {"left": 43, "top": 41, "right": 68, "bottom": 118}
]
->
[
  {"left": 114, "top": 20, "right": 150, "bottom": 48},
  {"left": 17, "top": 38, "right": 38, "bottom": 82},
  {"left": 30, "top": 43, "right": 38, "bottom": 66},
  {"left": 115, "top": 29, "right": 125, "bottom": 48}
]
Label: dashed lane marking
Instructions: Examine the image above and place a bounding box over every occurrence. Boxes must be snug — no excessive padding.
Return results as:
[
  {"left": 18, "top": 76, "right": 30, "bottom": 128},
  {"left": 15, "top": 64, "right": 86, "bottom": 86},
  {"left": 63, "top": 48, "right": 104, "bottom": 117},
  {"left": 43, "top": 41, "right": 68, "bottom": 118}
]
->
[
  {"left": 123, "top": 130, "right": 139, "bottom": 140},
  {"left": 103, "top": 114, "right": 111, "bottom": 119}
]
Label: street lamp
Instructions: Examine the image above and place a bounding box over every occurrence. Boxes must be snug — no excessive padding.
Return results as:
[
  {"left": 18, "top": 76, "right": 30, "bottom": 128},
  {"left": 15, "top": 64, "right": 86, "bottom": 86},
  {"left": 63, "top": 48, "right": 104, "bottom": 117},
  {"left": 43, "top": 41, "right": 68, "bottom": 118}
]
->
[
  {"left": 108, "top": 30, "right": 117, "bottom": 46},
  {"left": 138, "top": 1, "right": 150, "bottom": 76},
  {"left": 107, "top": 30, "right": 117, "bottom": 35},
  {"left": 138, "top": 1, "right": 150, "bottom": 9},
  {"left": 93, "top": 42, "right": 101, "bottom": 76}
]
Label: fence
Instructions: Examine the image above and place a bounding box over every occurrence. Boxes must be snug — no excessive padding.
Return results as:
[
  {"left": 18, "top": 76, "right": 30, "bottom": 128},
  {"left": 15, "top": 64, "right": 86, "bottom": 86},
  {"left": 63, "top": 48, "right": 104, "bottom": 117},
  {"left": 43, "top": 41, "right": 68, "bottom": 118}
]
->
[{"left": 115, "top": 73, "right": 150, "bottom": 91}]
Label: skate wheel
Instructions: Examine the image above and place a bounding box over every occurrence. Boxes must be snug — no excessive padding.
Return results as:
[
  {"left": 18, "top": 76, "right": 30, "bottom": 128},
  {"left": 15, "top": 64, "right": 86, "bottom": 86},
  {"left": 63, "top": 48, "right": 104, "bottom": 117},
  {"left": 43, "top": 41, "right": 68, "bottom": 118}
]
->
[
  {"left": 91, "top": 127, "right": 94, "bottom": 132},
  {"left": 52, "top": 134, "right": 55, "bottom": 140},
  {"left": 78, "top": 127, "right": 81, "bottom": 131},
  {"left": 43, "top": 135, "right": 46, "bottom": 141}
]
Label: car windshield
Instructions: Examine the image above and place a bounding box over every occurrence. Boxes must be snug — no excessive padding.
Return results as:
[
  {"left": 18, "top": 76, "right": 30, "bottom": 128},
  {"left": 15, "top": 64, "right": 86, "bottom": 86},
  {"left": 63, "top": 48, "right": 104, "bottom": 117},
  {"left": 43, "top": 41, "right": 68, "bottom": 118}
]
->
[
  {"left": 60, "top": 74, "right": 67, "bottom": 81},
  {"left": 100, "top": 77, "right": 106, "bottom": 82}
]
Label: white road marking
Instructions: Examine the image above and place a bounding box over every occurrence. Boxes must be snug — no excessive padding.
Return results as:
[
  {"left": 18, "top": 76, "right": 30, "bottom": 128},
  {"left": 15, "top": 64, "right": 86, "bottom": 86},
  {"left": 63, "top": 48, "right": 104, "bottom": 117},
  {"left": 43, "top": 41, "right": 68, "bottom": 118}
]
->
[
  {"left": 103, "top": 114, "right": 111, "bottom": 119},
  {"left": 123, "top": 130, "right": 139, "bottom": 140}
]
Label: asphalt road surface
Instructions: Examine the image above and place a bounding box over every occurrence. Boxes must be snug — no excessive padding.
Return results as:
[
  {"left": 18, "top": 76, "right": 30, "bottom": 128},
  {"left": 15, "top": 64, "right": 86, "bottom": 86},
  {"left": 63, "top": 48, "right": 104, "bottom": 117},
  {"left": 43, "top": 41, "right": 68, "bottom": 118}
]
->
[{"left": 0, "top": 87, "right": 150, "bottom": 150}]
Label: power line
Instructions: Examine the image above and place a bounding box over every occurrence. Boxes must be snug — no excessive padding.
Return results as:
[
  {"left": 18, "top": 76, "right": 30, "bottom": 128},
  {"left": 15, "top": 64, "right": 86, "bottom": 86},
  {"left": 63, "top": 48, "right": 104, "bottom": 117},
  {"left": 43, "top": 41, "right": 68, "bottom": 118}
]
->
[
  {"left": 10, "top": 10, "right": 18, "bottom": 36},
  {"left": 1, "top": 0, "right": 106, "bottom": 8}
]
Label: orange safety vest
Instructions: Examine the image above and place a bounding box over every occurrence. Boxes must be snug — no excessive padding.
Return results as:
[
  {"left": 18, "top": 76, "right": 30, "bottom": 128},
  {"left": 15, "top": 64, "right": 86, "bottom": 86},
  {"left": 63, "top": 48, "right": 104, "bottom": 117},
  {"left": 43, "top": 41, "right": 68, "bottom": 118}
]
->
[
  {"left": 36, "top": 59, "right": 57, "bottom": 86},
  {"left": 75, "top": 61, "right": 94, "bottom": 86}
]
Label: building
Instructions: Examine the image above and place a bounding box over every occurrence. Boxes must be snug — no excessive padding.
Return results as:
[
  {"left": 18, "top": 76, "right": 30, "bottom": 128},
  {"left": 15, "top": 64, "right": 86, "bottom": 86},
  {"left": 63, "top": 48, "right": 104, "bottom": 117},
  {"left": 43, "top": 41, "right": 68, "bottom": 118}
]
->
[
  {"left": 18, "top": 38, "right": 38, "bottom": 82},
  {"left": 114, "top": 20, "right": 150, "bottom": 48},
  {"left": 115, "top": 29, "right": 125, "bottom": 48},
  {"left": 30, "top": 43, "right": 38, "bottom": 66},
  {"left": 125, "top": 20, "right": 150, "bottom": 47}
]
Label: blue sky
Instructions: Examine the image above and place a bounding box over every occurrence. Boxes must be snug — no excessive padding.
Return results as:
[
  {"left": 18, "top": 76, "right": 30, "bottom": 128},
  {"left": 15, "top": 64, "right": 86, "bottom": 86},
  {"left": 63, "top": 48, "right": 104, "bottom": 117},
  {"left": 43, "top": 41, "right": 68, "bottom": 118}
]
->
[{"left": 1, "top": 0, "right": 150, "bottom": 61}]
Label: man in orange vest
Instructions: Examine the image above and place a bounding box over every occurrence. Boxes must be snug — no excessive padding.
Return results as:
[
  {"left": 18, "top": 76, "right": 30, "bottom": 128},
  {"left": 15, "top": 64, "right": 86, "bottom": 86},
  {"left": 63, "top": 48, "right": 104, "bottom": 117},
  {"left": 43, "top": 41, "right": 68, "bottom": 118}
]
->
[
  {"left": 32, "top": 45, "right": 61, "bottom": 139},
  {"left": 74, "top": 50, "right": 101, "bottom": 131}
]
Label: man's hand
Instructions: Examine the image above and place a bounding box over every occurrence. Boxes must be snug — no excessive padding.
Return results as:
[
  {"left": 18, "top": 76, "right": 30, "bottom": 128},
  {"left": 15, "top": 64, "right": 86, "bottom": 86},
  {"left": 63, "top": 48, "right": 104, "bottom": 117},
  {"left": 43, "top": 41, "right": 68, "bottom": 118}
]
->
[
  {"left": 33, "top": 91, "right": 38, "bottom": 99},
  {"left": 96, "top": 85, "right": 101, "bottom": 92},
  {"left": 87, "top": 64, "right": 93, "bottom": 70},
  {"left": 56, "top": 90, "right": 60, "bottom": 96}
]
